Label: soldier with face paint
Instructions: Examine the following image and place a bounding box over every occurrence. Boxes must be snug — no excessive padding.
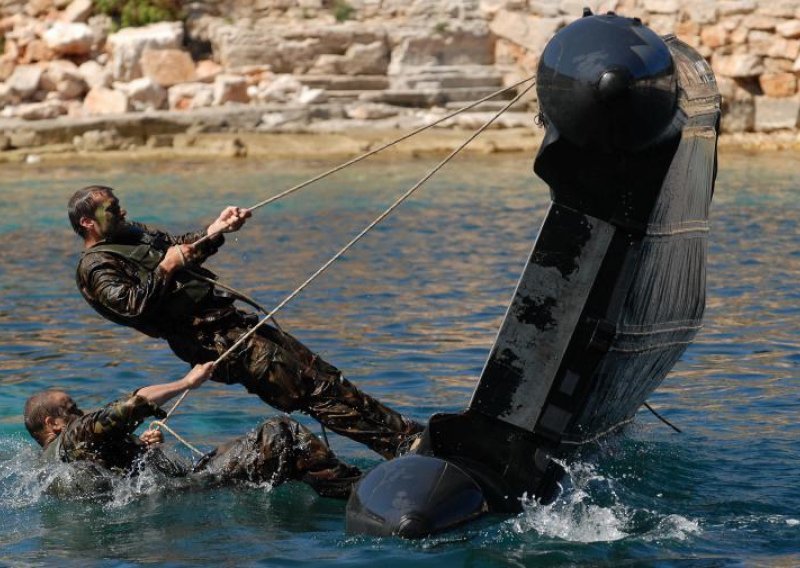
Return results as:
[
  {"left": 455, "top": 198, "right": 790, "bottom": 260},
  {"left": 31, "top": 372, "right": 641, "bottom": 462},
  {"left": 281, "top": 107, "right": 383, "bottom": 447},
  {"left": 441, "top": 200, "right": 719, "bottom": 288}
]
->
[{"left": 68, "top": 185, "right": 422, "bottom": 461}]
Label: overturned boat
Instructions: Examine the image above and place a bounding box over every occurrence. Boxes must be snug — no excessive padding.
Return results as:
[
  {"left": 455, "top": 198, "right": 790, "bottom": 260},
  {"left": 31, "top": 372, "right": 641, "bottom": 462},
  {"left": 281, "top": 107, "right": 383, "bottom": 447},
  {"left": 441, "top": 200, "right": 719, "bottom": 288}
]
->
[{"left": 346, "top": 10, "right": 722, "bottom": 538}]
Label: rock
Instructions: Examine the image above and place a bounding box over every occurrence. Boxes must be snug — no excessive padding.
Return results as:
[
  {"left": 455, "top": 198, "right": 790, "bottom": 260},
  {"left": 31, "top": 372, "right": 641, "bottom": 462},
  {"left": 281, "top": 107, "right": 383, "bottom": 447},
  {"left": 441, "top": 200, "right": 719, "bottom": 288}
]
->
[
  {"left": 754, "top": 96, "right": 800, "bottom": 131},
  {"left": 526, "top": 0, "right": 560, "bottom": 17},
  {"left": 489, "top": 11, "right": 562, "bottom": 54},
  {"left": 213, "top": 74, "right": 250, "bottom": 105},
  {"left": 42, "top": 22, "right": 94, "bottom": 55},
  {"left": 700, "top": 24, "right": 728, "bottom": 48},
  {"left": 251, "top": 74, "right": 302, "bottom": 103},
  {"left": 0, "top": 83, "right": 19, "bottom": 107},
  {"left": 20, "top": 39, "right": 54, "bottom": 63},
  {"left": 107, "top": 21, "right": 184, "bottom": 81},
  {"left": 0, "top": 133, "right": 9, "bottom": 151},
  {"left": 6, "top": 65, "right": 43, "bottom": 100},
  {"left": 757, "top": 1, "right": 798, "bottom": 18},
  {"left": 61, "top": 0, "right": 92, "bottom": 23},
  {"left": 776, "top": 20, "right": 800, "bottom": 39},
  {"left": 25, "top": 0, "right": 52, "bottom": 17},
  {"left": 41, "top": 59, "right": 87, "bottom": 100},
  {"left": 196, "top": 59, "right": 223, "bottom": 82},
  {"left": 340, "top": 41, "right": 388, "bottom": 75},
  {"left": 297, "top": 85, "right": 326, "bottom": 105},
  {"left": 0, "top": 58, "right": 15, "bottom": 82},
  {"left": 83, "top": 86, "right": 130, "bottom": 115},
  {"left": 721, "top": 98, "right": 755, "bottom": 133},
  {"left": 74, "top": 128, "right": 122, "bottom": 151},
  {"left": 643, "top": 0, "right": 679, "bottom": 14},
  {"left": 8, "top": 129, "right": 41, "bottom": 148},
  {"left": 345, "top": 102, "right": 400, "bottom": 120},
  {"left": 78, "top": 60, "right": 112, "bottom": 89},
  {"left": 713, "top": 53, "right": 764, "bottom": 78},
  {"left": 769, "top": 39, "right": 800, "bottom": 61},
  {"left": 168, "top": 82, "right": 214, "bottom": 110},
  {"left": 759, "top": 73, "right": 797, "bottom": 98},
  {"left": 140, "top": 48, "right": 197, "bottom": 87},
  {"left": 716, "top": 1, "right": 756, "bottom": 16},
  {"left": 114, "top": 77, "right": 166, "bottom": 111},
  {"left": 684, "top": 1, "right": 718, "bottom": 25},
  {"left": 11, "top": 100, "right": 67, "bottom": 120}
]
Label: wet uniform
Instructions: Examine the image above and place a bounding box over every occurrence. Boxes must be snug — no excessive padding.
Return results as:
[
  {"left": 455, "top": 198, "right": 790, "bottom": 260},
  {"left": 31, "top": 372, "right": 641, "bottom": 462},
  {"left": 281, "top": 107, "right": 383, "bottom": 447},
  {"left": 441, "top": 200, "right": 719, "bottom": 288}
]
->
[
  {"left": 75, "top": 223, "right": 422, "bottom": 459},
  {"left": 42, "top": 392, "right": 361, "bottom": 498}
]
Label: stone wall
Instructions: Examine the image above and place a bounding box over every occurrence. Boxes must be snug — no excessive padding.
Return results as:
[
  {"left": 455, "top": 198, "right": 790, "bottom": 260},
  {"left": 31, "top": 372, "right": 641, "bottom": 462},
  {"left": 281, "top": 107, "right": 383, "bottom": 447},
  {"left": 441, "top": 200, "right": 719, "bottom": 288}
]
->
[{"left": 1, "top": 0, "right": 799, "bottom": 139}]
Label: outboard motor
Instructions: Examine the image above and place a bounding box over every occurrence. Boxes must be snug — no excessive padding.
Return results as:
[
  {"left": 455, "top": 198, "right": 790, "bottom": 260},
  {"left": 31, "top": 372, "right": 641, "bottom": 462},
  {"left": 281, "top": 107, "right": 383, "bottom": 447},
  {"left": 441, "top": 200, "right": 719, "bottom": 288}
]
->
[{"left": 347, "top": 10, "right": 721, "bottom": 538}]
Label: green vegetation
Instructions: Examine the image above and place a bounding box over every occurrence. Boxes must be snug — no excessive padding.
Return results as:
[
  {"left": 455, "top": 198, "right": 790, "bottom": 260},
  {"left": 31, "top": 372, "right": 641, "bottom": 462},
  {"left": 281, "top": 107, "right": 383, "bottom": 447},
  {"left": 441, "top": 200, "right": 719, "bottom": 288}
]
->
[
  {"left": 94, "top": 0, "right": 183, "bottom": 29},
  {"left": 331, "top": 0, "right": 355, "bottom": 22},
  {"left": 433, "top": 22, "right": 448, "bottom": 34}
]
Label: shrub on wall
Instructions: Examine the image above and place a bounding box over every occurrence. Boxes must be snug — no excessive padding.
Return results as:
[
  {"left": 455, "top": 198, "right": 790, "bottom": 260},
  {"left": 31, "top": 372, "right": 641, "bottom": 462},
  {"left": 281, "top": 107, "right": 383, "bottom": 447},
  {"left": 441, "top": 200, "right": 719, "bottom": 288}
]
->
[{"left": 94, "top": 0, "right": 183, "bottom": 28}]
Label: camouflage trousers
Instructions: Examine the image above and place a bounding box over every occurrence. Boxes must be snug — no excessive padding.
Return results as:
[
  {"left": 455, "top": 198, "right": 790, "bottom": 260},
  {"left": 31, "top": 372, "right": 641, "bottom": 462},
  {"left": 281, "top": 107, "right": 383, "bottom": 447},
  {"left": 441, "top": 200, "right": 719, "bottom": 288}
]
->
[
  {"left": 196, "top": 416, "right": 361, "bottom": 499},
  {"left": 167, "top": 313, "right": 423, "bottom": 459}
]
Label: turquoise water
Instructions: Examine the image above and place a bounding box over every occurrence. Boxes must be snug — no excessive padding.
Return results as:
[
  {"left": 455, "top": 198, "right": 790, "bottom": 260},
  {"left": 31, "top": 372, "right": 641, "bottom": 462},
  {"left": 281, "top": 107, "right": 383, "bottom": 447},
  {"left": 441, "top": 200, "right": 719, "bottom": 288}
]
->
[{"left": 0, "top": 150, "right": 798, "bottom": 566}]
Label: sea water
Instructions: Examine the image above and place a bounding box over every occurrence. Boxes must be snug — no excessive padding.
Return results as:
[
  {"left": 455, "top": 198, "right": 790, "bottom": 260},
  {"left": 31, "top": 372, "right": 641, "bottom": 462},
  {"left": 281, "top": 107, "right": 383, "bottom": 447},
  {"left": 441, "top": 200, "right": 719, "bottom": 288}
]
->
[{"left": 0, "top": 150, "right": 797, "bottom": 566}]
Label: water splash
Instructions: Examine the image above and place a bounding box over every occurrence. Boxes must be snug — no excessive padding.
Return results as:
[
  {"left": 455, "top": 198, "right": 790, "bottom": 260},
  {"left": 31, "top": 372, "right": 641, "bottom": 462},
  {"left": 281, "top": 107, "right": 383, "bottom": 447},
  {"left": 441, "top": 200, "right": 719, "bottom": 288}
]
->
[{"left": 509, "top": 460, "right": 701, "bottom": 543}]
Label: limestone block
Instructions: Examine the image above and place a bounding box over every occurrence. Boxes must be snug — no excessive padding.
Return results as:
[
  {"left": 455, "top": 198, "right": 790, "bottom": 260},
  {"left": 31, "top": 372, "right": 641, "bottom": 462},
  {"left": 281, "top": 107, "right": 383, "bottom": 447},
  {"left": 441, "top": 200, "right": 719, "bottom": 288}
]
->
[
  {"left": 742, "top": 14, "right": 779, "bottom": 32},
  {"left": 42, "top": 22, "right": 94, "bottom": 55},
  {"left": 713, "top": 53, "right": 764, "bottom": 77},
  {"left": 0, "top": 83, "right": 18, "bottom": 107},
  {"left": 717, "top": 1, "right": 756, "bottom": 16},
  {"left": 754, "top": 96, "right": 800, "bottom": 131},
  {"left": 528, "top": 0, "right": 559, "bottom": 18},
  {"left": 0, "top": 133, "right": 9, "bottom": 151},
  {"left": 684, "top": 1, "right": 718, "bottom": 25},
  {"left": 795, "top": 56, "right": 800, "bottom": 72},
  {"left": 196, "top": 59, "right": 222, "bottom": 83},
  {"left": 83, "top": 86, "right": 130, "bottom": 114},
  {"left": 6, "top": 64, "right": 43, "bottom": 99},
  {"left": 61, "top": 0, "right": 91, "bottom": 22},
  {"left": 107, "top": 21, "right": 184, "bottom": 81},
  {"left": 310, "top": 54, "right": 341, "bottom": 75},
  {"left": 768, "top": 39, "right": 800, "bottom": 61},
  {"left": 759, "top": 73, "right": 797, "bottom": 97},
  {"left": 489, "top": 10, "right": 562, "bottom": 54},
  {"left": 20, "top": 39, "right": 53, "bottom": 63},
  {"left": 250, "top": 74, "right": 302, "bottom": 103},
  {"left": 41, "top": 59, "right": 87, "bottom": 99},
  {"left": 115, "top": 77, "right": 167, "bottom": 111},
  {"left": 297, "top": 85, "right": 326, "bottom": 105},
  {"left": 700, "top": 24, "right": 727, "bottom": 48},
  {"left": 748, "top": 30, "right": 774, "bottom": 57},
  {"left": 720, "top": 99, "right": 754, "bottom": 132},
  {"left": 776, "top": 20, "right": 800, "bottom": 39},
  {"left": 11, "top": 99, "right": 67, "bottom": 120},
  {"left": 74, "top": 129, "right": 122, "bottom": 151},
  {"left": 78, "top": 60, "right": 112, "bottom": 89},
  {"left": 213, "top": 74, "right": 250, "bottom": 105},
  {"left": 340, "top": 41, "right": 388, "bottom": 75},
  {"left": 648, "top": 15, "right": 679, "bottom": 36},
  {"left": 25, "top": 0, "right": 52, "bottom": 17},
  {"left": 757, "top": 1, "right": 797, "bottom": 18},
  {"left": 140, "top": 48, "right": 197, "bottom": 87},
  {"left": 764, "top": 57, "right": 793, "bottom": 73},
  {"left": 643, "top": 0, "right": 679, "bottom": 14},
  {"left": 168, "top": 82, "right": 214, "bottom": 110},
  {"left": 0, "top": 58, "right": 15, "bottom": 82},
  {"left": 675, "top": 20, "right": 700, "bottom": 39},
  {"left": 345, "top": 102, "right": 400, "bottom": 119},
  {"left": 729, "top": 26, "right": 749, "bottom": 45}
]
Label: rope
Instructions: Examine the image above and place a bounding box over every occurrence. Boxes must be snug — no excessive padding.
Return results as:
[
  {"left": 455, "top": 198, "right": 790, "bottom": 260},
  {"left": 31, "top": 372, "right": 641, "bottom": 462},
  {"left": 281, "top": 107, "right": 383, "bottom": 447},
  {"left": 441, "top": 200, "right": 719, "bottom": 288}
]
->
[
  {"left": 149, "top": 77, "right": 536, "bottom": 445},
  {"left": 149, "top": 420, "right": 206, "bottom": 456},
  {"left": 644, "top": 402, "right": 682, "bottom": 433},
  {"left": 160, "top": 79, "right": 537, "bottom": 423},
  {"left": 192, "top": 75, "right": 536, "bottom": 247}
]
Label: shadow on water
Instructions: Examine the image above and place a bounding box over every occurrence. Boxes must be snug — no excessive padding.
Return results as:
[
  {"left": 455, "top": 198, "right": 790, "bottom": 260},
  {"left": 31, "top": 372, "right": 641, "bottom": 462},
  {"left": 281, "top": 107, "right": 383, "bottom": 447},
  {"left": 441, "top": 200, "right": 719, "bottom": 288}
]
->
[{"left": 0, "top": 150, "right": 799, "bottom": 565}]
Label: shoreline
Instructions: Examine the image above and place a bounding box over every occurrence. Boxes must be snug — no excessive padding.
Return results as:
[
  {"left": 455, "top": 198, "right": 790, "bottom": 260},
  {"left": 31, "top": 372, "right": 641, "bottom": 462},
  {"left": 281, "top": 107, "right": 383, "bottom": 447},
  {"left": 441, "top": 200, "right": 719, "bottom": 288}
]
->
[{"left": 2, "top": 106, "right": 799, "bottom": 165}]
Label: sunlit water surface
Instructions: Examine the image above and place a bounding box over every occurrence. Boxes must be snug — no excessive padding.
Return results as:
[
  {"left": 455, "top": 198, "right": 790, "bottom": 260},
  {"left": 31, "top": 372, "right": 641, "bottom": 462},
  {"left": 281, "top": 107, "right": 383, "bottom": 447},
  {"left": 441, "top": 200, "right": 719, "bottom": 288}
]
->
[{"left": 0, "top": 150, "right": 797, "bottom": 566}]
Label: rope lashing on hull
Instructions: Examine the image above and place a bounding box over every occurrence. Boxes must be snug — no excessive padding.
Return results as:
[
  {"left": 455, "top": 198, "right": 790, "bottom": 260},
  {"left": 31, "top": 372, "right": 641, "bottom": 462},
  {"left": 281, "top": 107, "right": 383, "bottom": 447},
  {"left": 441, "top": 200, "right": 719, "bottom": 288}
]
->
[{"left": 151, "top": 78, "right": 537, "bottom": 451}]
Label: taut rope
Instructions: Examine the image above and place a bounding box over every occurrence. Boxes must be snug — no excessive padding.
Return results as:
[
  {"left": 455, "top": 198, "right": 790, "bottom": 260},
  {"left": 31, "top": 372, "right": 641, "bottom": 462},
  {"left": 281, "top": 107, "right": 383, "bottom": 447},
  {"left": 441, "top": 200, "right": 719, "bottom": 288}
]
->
[
  {"left": 192, "top": 75, "right": 536, "bottom": 247},
  {"left": 151, "top": 77, "right": 537, "bottom": 451}
]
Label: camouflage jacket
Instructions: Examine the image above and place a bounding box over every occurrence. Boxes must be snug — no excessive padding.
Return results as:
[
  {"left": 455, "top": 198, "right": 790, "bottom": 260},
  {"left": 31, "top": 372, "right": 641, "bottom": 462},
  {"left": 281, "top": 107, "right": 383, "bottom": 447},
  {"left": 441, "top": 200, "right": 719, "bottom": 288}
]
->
[
  {"left": 75, "top": 222, "right": 227, "bottom": 337},
  {"left": 41, "top": 393, "right": 167, "bottom": 472}
]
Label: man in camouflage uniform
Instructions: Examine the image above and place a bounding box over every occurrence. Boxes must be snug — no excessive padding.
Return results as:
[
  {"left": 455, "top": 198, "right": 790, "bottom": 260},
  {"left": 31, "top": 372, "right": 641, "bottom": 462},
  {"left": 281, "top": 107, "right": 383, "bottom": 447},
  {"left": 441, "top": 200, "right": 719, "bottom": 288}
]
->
[
  {"left": 69, "top": 185, "right": 422, "bottom": 460},
  {"left": 24, "top": 362, "right": 361, "bottom": 498}
]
